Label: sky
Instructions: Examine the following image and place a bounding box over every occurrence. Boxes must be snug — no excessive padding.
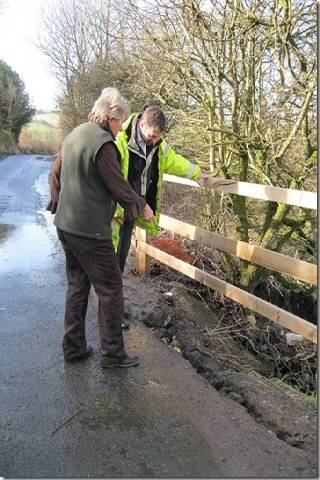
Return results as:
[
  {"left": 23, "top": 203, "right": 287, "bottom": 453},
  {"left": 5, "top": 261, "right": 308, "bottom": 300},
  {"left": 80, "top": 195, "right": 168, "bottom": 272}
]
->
[{"left": 0, "top": 0, "right": 59, "bottom": 111}]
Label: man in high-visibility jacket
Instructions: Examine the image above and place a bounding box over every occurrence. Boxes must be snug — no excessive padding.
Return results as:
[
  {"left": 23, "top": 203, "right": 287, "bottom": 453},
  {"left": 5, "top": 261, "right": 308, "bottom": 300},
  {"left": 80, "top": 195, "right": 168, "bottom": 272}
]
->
[
  {"left": 48, "top": 104, "right": 209, "bottom": 329},
  {"left": 114, "top": 105, "right": 209, "bottom": 276}
]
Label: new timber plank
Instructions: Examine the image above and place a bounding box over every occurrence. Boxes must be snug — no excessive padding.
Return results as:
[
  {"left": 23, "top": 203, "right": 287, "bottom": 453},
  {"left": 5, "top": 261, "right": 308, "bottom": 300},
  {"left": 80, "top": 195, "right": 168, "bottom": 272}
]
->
[
  {"left": 159, "top": 214, "right": 317, "bottom": 286},
  {"left": 163, "top": 174, "right": 317, "bottom": 210},
  {"left": 138, "top": 241, "right": 317, "bottom": 344}
]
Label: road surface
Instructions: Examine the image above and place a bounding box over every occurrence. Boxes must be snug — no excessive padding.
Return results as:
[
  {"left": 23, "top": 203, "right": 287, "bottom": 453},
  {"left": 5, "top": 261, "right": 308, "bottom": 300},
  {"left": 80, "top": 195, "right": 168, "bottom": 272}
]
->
[{"left": 0, "top": 154, "right": 317, "bottom": 478}]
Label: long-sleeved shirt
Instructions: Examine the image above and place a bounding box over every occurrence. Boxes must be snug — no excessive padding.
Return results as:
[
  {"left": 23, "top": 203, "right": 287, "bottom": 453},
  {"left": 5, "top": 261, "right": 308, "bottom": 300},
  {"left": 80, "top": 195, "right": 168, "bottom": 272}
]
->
[{"left": 47, "top": 141, "right": 146, "bottom": 222}]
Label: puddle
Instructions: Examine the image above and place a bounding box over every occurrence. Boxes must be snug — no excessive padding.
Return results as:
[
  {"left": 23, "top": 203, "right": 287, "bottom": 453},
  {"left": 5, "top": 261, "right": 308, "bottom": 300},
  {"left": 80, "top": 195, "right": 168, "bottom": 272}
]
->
[
  {"left": 0, "top": 223, "right": 55, "bottom": 273},
  {"left": 33, "top": 172, "right": 50, "bottom": 198}
]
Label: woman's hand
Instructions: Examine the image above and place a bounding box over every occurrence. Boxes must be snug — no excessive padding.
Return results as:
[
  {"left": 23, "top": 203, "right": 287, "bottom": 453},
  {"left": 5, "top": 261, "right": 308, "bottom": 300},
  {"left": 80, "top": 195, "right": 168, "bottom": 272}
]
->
[{"left": 143, "top": 204, "right": 154, "bottom": 221}]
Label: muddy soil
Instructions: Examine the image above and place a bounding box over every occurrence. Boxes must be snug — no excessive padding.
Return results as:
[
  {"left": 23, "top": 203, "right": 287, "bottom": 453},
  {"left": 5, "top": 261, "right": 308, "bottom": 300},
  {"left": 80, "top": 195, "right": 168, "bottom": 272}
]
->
[{"left": 122, "top": 249, "right": 317, "bottom": 459}]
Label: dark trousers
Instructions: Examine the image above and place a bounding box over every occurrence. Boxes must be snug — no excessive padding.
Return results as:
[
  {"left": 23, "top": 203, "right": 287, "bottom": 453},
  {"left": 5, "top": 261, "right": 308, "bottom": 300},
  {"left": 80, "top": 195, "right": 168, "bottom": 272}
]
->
[
  {"left": 116, "top": 221, "right": 135, "bottom": 273},
  {"left": 57, "top": 228, "right": 125, "bottom": 361}
]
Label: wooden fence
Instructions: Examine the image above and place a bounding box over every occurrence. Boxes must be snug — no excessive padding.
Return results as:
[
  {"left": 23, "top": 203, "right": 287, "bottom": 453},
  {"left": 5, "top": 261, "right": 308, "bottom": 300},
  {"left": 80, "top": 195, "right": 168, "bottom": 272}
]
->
[{"left": 135, "top": 175, "right": 318, "bottom": 344}]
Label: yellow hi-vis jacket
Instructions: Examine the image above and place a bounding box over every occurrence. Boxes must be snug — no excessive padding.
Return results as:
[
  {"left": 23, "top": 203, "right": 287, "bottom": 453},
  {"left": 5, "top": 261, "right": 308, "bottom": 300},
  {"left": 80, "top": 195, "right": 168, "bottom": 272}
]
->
[{"left": 112, "top": 113, "right": 201, "bottom": 248}]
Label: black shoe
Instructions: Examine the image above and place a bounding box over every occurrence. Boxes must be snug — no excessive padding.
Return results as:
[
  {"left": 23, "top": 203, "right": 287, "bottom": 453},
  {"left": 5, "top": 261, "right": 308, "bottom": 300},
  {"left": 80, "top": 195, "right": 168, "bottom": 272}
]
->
[
  {"left": 64, "top": 346, "right": 93, "bottom": 363},
  {"left": 101, "top": 355, "right": 139, "bottom": 369},
  {"left": 121, "top": 319, "right": 130, "bottom": 329}
]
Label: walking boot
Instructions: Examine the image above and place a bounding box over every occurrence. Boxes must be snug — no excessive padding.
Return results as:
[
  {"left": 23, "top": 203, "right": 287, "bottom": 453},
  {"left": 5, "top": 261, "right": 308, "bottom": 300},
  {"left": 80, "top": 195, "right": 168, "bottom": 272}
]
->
[
  {"left": 64, "top": 346, "right": 93, "bottom": 363},
  {"left": 121, "top": 310, "right": 131, "bottom": 329},
  {"left": 101, "top": 354, "right": 139, "bottom": 368}
]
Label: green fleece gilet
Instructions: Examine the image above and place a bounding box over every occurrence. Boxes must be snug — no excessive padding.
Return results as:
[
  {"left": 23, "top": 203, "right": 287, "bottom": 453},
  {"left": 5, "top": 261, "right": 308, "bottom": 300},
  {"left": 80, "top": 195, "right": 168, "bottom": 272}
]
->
[{"left": 54, "top": 122, "right": 115, "bottom": 240}]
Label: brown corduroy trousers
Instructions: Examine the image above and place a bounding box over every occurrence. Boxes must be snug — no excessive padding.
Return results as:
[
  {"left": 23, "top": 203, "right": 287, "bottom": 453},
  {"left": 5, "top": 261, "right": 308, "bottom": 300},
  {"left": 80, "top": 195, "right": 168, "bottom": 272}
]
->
[{"left": 57, "top": 228, "right": 125, "bottom": 362}]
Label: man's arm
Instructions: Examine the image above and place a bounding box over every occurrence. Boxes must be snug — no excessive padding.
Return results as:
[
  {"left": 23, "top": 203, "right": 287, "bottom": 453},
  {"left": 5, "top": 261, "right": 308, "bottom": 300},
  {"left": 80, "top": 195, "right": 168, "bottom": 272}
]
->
[
  {"left": 96, "top": 142, "right": 153, "bottom": 222},
  {"left": 160, "top": 141, "right": 210, "bottom": 185},
  {"left": 160, "top": 141, "right": 201, "bottom": 180}
]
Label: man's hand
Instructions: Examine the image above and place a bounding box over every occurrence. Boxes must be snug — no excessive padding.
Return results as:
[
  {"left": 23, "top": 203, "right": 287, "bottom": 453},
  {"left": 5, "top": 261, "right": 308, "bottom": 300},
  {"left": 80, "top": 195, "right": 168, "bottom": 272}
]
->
[
  {"left": 143, "top": 204, "right": 154, "bottom": 221},
  {"left": 197, "top": 172, "right": 210, "bottom": 187}
]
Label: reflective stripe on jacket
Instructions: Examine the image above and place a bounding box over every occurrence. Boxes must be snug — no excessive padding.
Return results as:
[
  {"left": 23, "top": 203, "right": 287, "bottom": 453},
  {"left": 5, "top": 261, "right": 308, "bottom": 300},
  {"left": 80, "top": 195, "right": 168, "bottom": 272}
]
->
[{"left": 113, "top": 113, "right": 201, "bottom": 247}]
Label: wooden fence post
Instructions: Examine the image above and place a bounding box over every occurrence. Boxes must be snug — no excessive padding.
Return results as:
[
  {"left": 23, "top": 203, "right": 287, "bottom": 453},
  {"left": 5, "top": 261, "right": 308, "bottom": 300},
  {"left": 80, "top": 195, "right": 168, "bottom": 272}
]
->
[{"left": 135, "top": 227, "right": 151, "bottom": 276}]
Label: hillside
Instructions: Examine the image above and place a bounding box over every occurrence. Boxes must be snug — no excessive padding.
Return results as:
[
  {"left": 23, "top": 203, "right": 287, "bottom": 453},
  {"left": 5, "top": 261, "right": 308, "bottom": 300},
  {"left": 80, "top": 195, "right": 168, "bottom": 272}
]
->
[{"left": 18, "top": 111, "right": 61, "bottom": 154}]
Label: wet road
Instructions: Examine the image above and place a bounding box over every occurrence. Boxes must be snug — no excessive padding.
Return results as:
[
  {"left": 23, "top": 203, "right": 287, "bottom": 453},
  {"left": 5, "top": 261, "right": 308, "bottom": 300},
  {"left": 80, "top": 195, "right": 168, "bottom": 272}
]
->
[{"left": 0, "top": 154, "right": 317, "bottom": 478}]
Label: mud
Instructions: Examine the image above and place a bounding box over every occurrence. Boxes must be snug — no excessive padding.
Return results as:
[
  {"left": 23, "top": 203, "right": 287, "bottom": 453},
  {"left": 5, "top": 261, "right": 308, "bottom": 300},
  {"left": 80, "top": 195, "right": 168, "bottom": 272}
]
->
[{"left": 121, "top": 256, "right": 317, "bottom": 459}]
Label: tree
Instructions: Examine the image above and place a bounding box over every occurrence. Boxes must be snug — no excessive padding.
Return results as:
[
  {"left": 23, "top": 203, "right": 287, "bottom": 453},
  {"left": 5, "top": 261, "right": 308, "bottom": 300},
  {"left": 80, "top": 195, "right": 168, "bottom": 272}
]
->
[
  {"left": 39, "top": 0, "right": 316, "bottom": 304},
  {"left": 0, "top": 60, "right": 35, "bottom": 142},
  {"left": 38, "top": 0, "right": 149, "bottom": 135},
  {"left": 116, "top": 0, "right": 316, "bottom": 295},
  {"left": 38, "top": 0, "right": 113, "bottom": 132}
]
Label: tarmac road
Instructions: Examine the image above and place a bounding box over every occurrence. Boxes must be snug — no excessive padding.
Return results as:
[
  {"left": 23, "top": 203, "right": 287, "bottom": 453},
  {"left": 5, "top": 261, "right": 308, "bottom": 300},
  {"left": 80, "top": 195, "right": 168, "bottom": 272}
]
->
[{"left": 0, "top": 154, "right": 317, "bottom": 478}]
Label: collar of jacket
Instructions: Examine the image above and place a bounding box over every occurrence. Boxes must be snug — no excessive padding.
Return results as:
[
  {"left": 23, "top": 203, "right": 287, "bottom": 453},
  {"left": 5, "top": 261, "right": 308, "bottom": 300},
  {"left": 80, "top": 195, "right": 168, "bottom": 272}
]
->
[
  {"left": 123, "top": 112, "right": 139, "bottom": 139},
  {"left": 99, "top": 121, "right": 115, "bottom": 140},
  {"left": 127, "top": 114, "right": 143, "bottom": 157},
  {"left": 124, "top": 113, "right": 162, "bottom": 155}
]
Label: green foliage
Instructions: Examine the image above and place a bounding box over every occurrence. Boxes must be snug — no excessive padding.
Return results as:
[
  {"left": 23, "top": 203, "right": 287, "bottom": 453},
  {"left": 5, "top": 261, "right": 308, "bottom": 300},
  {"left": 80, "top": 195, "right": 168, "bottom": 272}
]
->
[
  {"left": 0, "top": 59, "right": 35, "bottom": 142},
  {"left": 0, "top": 128, "right": 18, "bottom": 153}
]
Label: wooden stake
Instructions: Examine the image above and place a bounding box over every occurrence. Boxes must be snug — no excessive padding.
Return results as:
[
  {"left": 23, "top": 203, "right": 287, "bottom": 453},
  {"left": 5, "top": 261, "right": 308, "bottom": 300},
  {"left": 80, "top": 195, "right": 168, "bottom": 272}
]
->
[{"left": 135, "top": 227, "right": 151, "bottom": 276}]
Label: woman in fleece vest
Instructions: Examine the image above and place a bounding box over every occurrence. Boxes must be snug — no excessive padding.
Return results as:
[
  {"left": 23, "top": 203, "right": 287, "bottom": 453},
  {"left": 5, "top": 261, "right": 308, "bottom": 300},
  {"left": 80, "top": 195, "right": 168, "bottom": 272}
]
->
[{"left": 54, "top": 87, "right": 153, "bottom": 368}]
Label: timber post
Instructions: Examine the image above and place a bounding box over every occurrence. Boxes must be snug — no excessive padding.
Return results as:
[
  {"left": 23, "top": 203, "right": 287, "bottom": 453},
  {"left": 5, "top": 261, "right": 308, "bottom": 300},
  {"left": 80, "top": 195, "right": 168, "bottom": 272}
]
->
[{"left": 135, "top": 227, "right": 151, "bottom": 276}]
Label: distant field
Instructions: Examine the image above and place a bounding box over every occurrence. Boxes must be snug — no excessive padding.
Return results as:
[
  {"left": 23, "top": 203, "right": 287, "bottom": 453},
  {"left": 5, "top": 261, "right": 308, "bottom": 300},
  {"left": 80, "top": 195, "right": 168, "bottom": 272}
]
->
[
  {"left": 32, "top": 112, "right": 60, "bottom": 128},
  {"left": 25, "top": 122, "right": 57, "bottom": 141},
  {"left": 25, "top": 112, "right": 60, "bottom": 141},
  {"left": 19, "top": 111, "right": 61, "bottom": 154}
]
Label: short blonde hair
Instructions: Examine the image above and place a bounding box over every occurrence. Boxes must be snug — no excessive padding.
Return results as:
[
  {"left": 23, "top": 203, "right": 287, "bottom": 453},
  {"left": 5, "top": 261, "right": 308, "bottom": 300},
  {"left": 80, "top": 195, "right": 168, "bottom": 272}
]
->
[{"left": 88, "top": 87, "right": 129, "bottom": 124}]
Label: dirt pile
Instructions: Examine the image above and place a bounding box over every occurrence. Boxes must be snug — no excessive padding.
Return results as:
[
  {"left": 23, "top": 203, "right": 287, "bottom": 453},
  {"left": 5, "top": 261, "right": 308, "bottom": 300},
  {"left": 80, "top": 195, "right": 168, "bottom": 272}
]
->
[
  {"left": 122, "top": 238, "right": 317, "bottom": 458},
  {"left": 137, "top": 281, "right": 317, "bottom": 456},
  {"left": 147, "top": 235, "right": 317, "bottom": 394},
  {"left": 149, "top": 236, "right": 196, "bottom": 264}
]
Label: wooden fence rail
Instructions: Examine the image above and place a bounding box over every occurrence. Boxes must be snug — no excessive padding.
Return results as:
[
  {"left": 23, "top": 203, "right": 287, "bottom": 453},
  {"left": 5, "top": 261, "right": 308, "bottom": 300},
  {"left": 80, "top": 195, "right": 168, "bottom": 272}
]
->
[
  {"left": 135, "top": 175, "right": 317, "bottom": 344},
  {"left": 137, "top": 240, "right": 317, "bottom": 344},
  {"left": 163, "top": 174, "right": 317, "bottom": 210},
  {"left": 160, "top": 215, "right": 317, "bottom": 286}
]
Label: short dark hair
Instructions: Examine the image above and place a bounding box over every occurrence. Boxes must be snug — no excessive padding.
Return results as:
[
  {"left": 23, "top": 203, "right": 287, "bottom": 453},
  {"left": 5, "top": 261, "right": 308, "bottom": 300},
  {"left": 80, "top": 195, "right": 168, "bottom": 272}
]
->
[{"left": 141, "top": 106, "right": 166, "bottom": 132}]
